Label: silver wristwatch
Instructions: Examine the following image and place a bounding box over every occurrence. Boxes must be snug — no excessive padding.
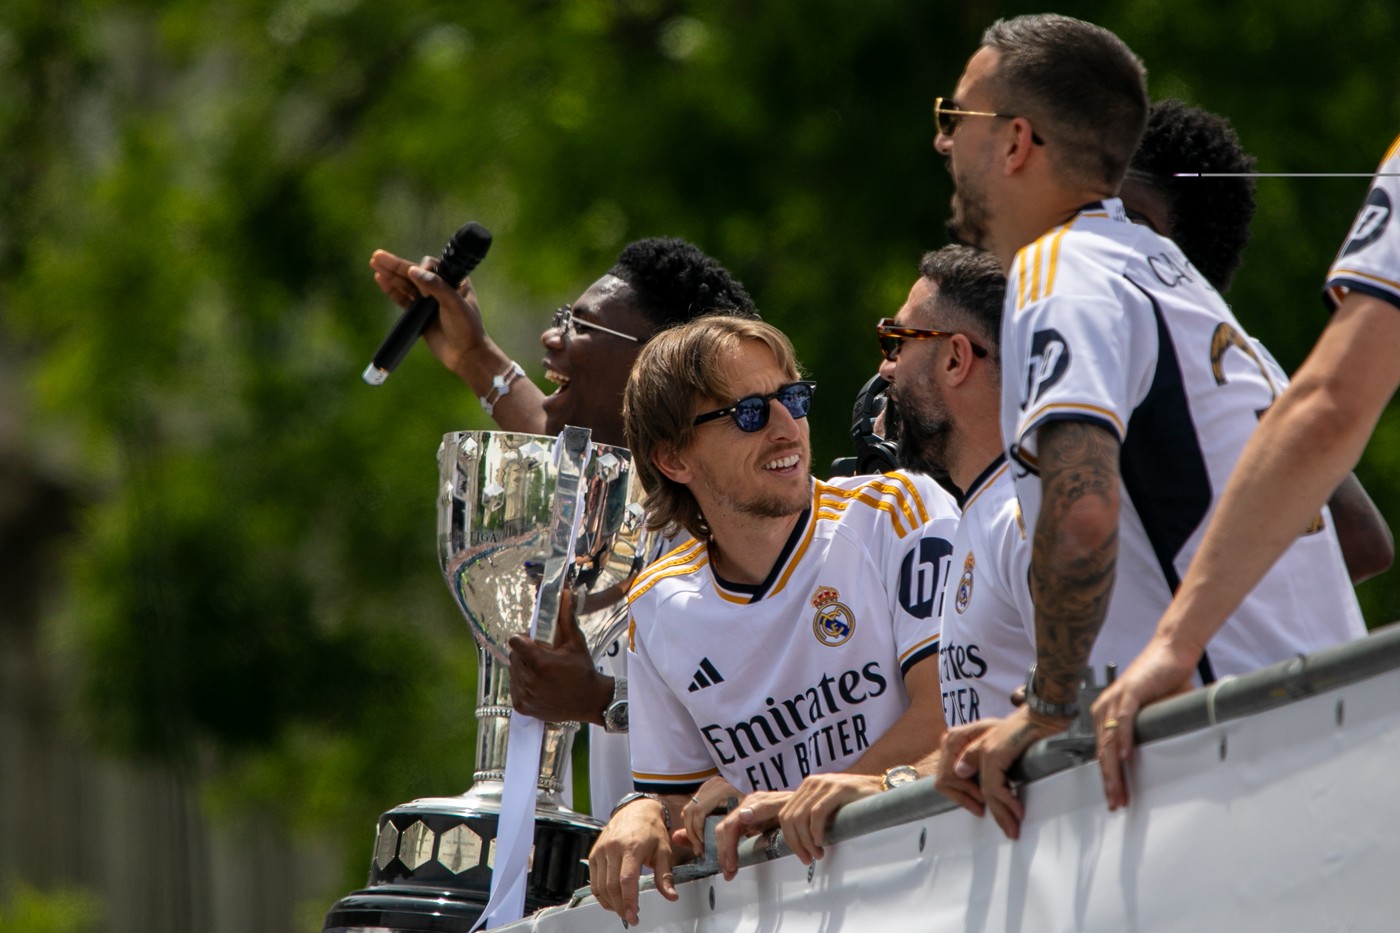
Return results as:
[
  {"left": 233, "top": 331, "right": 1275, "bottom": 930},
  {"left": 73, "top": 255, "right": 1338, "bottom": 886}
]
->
[
  {"left": 1024, "top": 664, "right": 1079, "bottom": 719},
  {"left": 602, "top": 676, "right": 629, "bottom": 734},
  {"left": 881, "top": 764, "right": 919, "bottom": 790}
]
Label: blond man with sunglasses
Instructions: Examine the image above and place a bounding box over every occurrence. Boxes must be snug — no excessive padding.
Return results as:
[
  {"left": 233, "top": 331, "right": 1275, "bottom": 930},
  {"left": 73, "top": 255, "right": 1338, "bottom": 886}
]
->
[{"left": 587, "top": 316, "right": 959, "bottom": 924}]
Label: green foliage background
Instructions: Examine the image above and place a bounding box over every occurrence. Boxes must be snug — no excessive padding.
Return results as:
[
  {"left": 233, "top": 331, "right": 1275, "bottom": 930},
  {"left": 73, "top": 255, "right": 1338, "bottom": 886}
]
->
[{"left": 3, "top": 0, "right": 1397, "bottom": 914}]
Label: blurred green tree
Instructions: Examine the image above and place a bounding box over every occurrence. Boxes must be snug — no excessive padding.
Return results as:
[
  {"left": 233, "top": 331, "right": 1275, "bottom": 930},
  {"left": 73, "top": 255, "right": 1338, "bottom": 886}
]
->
[{"left": 2, "top": 0, "right": 1396, "bottom": 910}]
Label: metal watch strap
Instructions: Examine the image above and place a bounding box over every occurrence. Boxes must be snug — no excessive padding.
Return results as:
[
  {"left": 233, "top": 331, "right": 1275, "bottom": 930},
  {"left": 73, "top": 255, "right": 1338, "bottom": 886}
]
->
[
  {"left": 1025, "top": 663, "right": 1079, "bottom": 718},
  {"left": 610, "top": 792, "right": 671, "bottom": 832},
  {"left": 602, "top": 676, "right": 628, "bottom": 733}
]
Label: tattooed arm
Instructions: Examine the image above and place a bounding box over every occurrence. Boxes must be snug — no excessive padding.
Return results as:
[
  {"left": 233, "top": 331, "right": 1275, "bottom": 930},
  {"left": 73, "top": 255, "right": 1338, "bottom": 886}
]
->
[
  {"left": 950, "top": 419, "right": 1120, "bottom": 839},
  {"left": 1027, "top": 419, "right": 1121, "bottom": 708}
]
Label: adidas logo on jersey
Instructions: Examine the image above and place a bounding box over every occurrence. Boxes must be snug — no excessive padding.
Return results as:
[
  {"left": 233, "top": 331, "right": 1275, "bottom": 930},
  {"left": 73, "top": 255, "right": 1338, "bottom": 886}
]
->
[{"left": 687, "top": 657, "right": 726, "bottom": 693}]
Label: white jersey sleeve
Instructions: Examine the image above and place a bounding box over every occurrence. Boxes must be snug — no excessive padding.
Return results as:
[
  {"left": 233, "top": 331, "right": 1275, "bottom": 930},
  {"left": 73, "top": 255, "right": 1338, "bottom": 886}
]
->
[
  {"left": 1002, "top": 204, "right": 1156, "bottom": 466},
  {"left": 1325, "top": 133, "right": 1400, "bottom": 313},
  {"left": 625, "top": 601, "right": 723, "bottom": 793},
  {"left": 858, "top": 471, "right": 961, "bottom": 675}
]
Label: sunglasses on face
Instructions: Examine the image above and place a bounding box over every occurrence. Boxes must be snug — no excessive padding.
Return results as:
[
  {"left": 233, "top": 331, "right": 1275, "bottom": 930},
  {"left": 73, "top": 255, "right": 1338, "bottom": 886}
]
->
[
  {"left": 692, "top": 380, "right": 817, "bottom": 433},
  {"left": 876, "top": 318, "right": 989, "bottom": 363},
  {"left": 550, "top": 305, "right": 644, "bottom": 343},
  {"left": 933, "top": 97, "right": 1045, "bottom": 145}
]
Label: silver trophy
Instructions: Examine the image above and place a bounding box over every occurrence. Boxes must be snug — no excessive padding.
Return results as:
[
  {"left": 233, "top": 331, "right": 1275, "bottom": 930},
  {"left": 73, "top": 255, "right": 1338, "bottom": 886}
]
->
[{"left": 324, "top": 429, "right": 650, "bottom": 932}]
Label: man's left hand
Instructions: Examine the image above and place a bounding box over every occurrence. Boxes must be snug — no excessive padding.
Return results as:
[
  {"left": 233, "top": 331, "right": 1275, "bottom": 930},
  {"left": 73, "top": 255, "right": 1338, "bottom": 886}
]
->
[{"left": 953, "top": 706, "right": 1069, "bottom": 840}]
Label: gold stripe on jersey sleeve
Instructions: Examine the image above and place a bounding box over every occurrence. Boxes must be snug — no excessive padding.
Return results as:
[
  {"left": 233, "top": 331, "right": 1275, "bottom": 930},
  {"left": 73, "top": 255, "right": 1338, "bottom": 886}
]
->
[
  {"left": 635, "top": 762, "right": 722, "bottom": 784},
  {"left": 1029, "top": 235, "right": 1045, "bottom": 305},
  {"left": 867, "top": 473, "right": 932, "bottom": 524},
  {"left": 1329, "top": 267, "right": 1400, "bottom": 294},
  {"left": 1016, "top": 218, "right": 1079, "bottom": 308},
  {"left": 899, "top": 633, "right": 940, "bottom": 666},
  {"left": 629, "top": 539, "right": 705, "bottom": 594},
  {"left": 861, "top": 480, "right": 921, "bottom": 528},
  {"left": 627, "top": 553, "right": 710, "bottom": 603},
  {"left": 1023, "top": 401, "right": 1126, "bottom": 439},
  {"left": 632, "top": 766, "right": 721, "bottom": 783},
  {"left": 850, "top": 492, "right": 910, "bottom": 537},
  {"left": 1043, "top": 220, "right": 1076, "bottom": 297},
  {"left": 816, "top": 480, "right": 922, "bottom": 538}
]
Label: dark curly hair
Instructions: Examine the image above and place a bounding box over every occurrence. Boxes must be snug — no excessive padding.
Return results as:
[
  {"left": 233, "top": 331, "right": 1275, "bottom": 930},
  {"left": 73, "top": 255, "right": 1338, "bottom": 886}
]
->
[
  {"left": 609, "top": 237, "right": 758, "bottom": 329},
  {"left": 1128, "top": 99, "right": 1257, "bottom": 292}
]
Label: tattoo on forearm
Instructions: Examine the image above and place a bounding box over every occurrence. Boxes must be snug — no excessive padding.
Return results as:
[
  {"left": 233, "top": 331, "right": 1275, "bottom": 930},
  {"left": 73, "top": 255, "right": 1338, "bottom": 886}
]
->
[{"left": 1031, "top": 421, "right": 1120, "bottom": 700}]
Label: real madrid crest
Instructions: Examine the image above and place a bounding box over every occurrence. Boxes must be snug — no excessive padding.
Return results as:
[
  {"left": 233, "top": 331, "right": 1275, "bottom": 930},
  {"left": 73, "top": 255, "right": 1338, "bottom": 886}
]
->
[
  {"left": 811, "top": 585, "right": 856, "bottom": 647},
  {"left": 955, "top": 551, "right": 975, "bottom": 614}
]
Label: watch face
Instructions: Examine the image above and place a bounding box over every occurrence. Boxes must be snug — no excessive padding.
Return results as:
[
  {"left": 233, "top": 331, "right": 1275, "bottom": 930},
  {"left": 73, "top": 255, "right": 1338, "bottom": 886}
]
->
[
  {"left": 605, "top": 700, "right": 629, "bottom": 733},
  {"left": 883, "top": 765, "right": 918, "bottom": 789}
]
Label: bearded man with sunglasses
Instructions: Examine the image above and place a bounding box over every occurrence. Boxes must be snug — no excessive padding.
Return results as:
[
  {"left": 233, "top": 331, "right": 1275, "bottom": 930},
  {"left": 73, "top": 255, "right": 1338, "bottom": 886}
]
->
[
  {"left": 933, "top": 14, "right": 1365, "bottom": 842},
  {"left": 586, "top": 315, "right": 959, "bottom": 925},
  {"left": 370, "top": 237, "right": 757, "bottom": 818}
]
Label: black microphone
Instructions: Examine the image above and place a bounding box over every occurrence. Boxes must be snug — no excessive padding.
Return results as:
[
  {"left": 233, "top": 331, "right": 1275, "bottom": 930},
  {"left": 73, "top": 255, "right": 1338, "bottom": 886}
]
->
[{"left": 362, "top": 221, "right": 493, "bottom": 385}]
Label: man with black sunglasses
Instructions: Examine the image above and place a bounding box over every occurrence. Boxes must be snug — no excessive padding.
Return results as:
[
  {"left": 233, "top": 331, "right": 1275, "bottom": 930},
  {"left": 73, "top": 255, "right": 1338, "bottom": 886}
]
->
[
  {"left": 934, "top": 14, "right": 1365, "bottom": 841},
  {"left": 586, "top": 316, "right": 959, "bottom": 924},
  {"left": 370, "top": 237, "right": 757, "bottom": 819}
]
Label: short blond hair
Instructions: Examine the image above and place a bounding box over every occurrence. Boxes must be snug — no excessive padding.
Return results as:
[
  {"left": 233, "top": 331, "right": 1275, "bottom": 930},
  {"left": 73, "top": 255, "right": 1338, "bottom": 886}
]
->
[{"left": 623, "top": 315, "right": 803, "bottom": 540}]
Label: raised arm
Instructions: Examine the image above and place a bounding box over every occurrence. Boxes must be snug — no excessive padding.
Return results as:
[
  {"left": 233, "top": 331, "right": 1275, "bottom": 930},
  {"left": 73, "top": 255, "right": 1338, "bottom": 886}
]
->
[{"left": 368, "top": 249, "right": 547, "bottom": 433}]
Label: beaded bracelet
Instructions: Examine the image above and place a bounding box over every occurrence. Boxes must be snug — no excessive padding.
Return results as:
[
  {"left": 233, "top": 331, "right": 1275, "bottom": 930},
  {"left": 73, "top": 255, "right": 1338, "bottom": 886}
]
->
[{"left": 480, "top": 361, "right": 525, "bottom": 415}]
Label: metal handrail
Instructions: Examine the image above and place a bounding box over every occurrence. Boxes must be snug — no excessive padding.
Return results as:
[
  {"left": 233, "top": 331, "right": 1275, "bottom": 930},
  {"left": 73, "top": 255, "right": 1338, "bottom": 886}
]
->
[{"left": 566, "top": 619, "right": 1400, "bottom": 902}]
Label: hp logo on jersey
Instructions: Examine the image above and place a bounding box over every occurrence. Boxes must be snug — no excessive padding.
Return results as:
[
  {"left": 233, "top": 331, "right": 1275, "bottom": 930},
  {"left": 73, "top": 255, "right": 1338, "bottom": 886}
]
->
[
  {"left": 1022, "top": 328, "right": 1070, "bottom": 410},
  {"left": 811, "top": 586, "right": 856, "bottom": 647},
  {"left": 1341, "top": 188, "right": 1391, "bottom": 257}
]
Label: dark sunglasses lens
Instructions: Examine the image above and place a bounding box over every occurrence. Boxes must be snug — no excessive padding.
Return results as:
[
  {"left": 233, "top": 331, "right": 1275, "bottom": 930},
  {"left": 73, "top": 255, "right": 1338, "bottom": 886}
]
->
[
  {"left": 730, "top": 396, "right": 769, "bottom": 432},
  {"left": 879, "top": 335, "right": 902, "bottom": 360},
  {"left": 935, "top": 103, "right": 955, "bottom": 135},
  {"left": 778, "top": 383, "right": 813, "bottom": 420}
]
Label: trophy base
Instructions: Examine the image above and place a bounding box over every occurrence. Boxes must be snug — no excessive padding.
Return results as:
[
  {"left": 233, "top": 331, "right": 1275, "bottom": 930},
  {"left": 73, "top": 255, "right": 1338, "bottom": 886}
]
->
[{"left": 322, "top": 792, "right": 602, "bottom": 932}]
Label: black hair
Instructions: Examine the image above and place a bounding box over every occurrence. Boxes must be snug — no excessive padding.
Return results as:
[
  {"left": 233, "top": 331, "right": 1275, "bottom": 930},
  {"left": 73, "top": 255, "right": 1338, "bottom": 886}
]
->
[
  {"left": 1128, "top": 99, "right": 1257, "bottom": 293},
  {"left": 608, "top": 237, "right": 758, "bottom": 330},
  {"left": 982, "top": 14, "right": 1148, "bottom": 189}
]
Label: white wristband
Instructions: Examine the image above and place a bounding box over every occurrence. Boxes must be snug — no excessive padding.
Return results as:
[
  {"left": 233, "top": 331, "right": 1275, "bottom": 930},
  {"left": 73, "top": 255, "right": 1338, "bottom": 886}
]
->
[{"left": 480, "top": 361, "right": 525, "bottom": 416}]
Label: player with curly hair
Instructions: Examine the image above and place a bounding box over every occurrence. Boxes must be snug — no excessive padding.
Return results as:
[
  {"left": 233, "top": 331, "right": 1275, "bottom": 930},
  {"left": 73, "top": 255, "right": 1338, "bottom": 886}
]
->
[
  {"left": 1120, "top": 98, "right": 1257, "bottom": 293},
  {"left": 1118, "top": 101, "right": 1391, "bottom": 585}
]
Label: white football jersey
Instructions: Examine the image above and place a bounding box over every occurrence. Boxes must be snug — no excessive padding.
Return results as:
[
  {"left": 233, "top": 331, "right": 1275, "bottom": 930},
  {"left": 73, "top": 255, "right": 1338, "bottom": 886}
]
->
[
  {"left": 1325, "top": 133, "right": 1400, "bottom": 313},
  {"left": 625, "top": 472, "right": 959, "bottom": 794},
  {"left": 1002, "top": 199, "right": 1365, "bottom": 684},
  {"left": 938, "top": 457, "right": 1036, "bottom": 725}
]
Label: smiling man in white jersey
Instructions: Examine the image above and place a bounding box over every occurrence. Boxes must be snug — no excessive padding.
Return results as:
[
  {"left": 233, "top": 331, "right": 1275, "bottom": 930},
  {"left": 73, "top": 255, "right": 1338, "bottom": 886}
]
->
[
  {"left": 933, "top": 14, "right": 1365, "bottom": 840},
  {"left": 586, "top": 316, "right": 959, "bottom": 924},
  {"left": 1094, "top": 131, "right": 1400, "bottom": 807}
]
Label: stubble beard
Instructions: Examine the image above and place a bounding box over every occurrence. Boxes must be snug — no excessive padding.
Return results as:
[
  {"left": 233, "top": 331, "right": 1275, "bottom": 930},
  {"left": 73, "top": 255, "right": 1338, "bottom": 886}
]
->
[
  {"left": 701, "top": 459, "right": 812, "bottom": 523},
  {"left": 888, "top": 390, "right": 954, "bottom": 482}
]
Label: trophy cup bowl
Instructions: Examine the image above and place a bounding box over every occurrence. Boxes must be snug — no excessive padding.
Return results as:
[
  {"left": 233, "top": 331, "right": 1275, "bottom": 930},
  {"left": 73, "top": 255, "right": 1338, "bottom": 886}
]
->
[{"left": 323, "top": 430, "right": 650, "bottom": 933}]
